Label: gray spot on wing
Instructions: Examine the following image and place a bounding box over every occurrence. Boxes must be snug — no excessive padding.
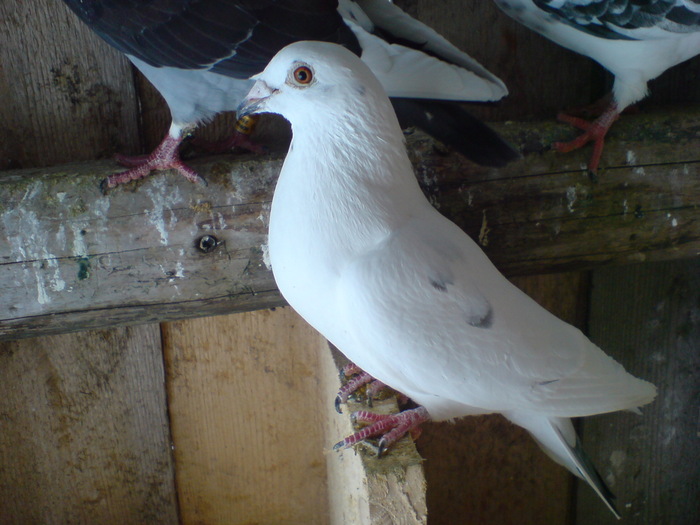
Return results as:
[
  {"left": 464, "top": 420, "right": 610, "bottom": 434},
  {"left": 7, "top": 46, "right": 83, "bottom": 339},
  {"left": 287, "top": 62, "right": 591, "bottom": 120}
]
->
[
  {"left": 429, "top": 277, "right": 449, "bottom": 292},
  {"left": 537, "top": 379, "right": 559, "bottom": 386},
  {"left": 467, "top": 303, "right": 494, "bottom": 329},
  {"left": 429, "top": 274, "right": 494, "bottom": 328}
]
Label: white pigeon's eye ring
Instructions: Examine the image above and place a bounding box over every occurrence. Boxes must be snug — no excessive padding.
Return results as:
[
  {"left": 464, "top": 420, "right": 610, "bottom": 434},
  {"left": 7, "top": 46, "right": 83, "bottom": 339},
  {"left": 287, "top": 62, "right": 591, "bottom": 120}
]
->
[{"left": 293, "top": 65, "right": 313, "bottom": 85}]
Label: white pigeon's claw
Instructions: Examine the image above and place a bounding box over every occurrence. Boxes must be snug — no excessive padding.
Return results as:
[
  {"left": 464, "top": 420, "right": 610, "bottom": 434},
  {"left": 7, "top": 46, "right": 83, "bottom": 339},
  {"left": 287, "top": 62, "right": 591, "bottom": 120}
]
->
[
  {"left": 334, "top": 407, "right": 430, "bottom": 457},
  {"left": 335, "top": 364, "right": 394, "bottom": 413},
  {"left": 255, "top": 41, "right": 656, "bottom": 517}
]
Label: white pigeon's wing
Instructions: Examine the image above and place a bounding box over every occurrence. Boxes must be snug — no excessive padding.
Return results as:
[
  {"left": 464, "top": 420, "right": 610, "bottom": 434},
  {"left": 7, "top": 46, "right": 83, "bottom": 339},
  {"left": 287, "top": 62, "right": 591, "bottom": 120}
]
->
[
  {"left": 534, "top": 0, "right": 700, "bottom": 40},
  {"left": 337, "top": 212, "right": 654, "bottom": 417},
  {"left": 338, "top": 1, "right": 507, "bottom": 101}
]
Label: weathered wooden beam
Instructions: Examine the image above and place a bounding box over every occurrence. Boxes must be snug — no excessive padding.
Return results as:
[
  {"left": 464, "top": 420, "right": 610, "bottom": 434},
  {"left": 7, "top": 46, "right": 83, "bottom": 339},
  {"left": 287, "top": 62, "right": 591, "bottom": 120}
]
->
[{"left": 1, "top": 108, "right": 699, "bottom": 340}]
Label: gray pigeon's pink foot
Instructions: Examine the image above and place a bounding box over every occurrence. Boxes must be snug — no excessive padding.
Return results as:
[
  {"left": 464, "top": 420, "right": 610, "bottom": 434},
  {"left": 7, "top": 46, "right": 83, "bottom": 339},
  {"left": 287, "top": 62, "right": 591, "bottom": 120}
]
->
[
  {"left": 334, "top": 406, "right": 430, "bottom": 456},
  {"left": 104, "top": 134, "right": 204, "bottom": 191}
]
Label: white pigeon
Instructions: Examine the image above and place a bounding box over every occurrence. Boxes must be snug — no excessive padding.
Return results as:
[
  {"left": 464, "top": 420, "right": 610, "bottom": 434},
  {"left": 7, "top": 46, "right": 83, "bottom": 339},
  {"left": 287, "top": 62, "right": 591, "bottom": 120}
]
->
[
  {"left": 61, "top": 0, "right": 516, "bottom": 190},
  {"left": 237, "top": 40, "right": 656, "bottom": 517},
  {"left": 493, "top": 0, "right": 700, "bottom": 173}
]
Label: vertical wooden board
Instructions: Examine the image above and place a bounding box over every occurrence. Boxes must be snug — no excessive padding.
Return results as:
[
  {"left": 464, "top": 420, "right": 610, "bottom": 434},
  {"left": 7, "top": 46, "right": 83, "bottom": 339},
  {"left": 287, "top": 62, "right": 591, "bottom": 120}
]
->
[
  {"left": 0, "top": 325, "right": 178, "bottom": 525},
  {"left": 162, "top": 307, "right": 331, "bottom": 525},
  {"left": 0, "top": 0, "right": 140, "bottom": 170},
  {"left": 578, "top": 259, "right": 700, "bottom": 524},
  {"left": 416, "top": 272, "right": 591, "bottom": 525}
]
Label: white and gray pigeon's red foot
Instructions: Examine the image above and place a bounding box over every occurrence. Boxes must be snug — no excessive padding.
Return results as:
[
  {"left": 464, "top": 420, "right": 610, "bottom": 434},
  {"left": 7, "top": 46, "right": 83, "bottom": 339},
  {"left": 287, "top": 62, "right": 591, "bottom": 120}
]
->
[
  {"left": 334, "top": 406, "right": 430, "bottom": 457},
  {"left": 553, "top": 102, "right": 621, "bottom": 175}
]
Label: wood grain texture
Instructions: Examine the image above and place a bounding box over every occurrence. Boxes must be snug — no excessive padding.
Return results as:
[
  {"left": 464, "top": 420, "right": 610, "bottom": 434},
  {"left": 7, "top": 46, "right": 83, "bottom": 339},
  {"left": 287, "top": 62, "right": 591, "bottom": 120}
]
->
[
  {"left": 577, "top": 259, "right": 700, "bottom": 524},
  {"left": 416, "top": 272, "right": 589, "bottom": 525},
  {"left": 162, "top": 307, "right": 331, "bottom": 525},
  {"left": 0, "top": 0, "right": 140, "bottom": 171},
  {"left": 0, "top": 325, "right": 178, "bottom": 525},
  {"left": 2, "top": 108, "right": 699, "bottom": 340}
]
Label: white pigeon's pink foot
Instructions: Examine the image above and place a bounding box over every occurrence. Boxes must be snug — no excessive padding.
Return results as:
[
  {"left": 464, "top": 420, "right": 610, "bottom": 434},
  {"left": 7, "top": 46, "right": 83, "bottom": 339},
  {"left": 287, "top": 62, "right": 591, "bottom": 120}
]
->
[
  {"left": 104, "top": 134, "right": 204, "bottom": 191},
  {"left": 334, "top": 406, "right": 430, "bottom": 456},
  {"left": 553, "top": 103, "right": 620, "bottom": 174},
  {"left": 192, "top": 116, "right": 266, "bottom": 154},
  {"left": 335, "top": 362, "right": 405, "bottom": 413}
]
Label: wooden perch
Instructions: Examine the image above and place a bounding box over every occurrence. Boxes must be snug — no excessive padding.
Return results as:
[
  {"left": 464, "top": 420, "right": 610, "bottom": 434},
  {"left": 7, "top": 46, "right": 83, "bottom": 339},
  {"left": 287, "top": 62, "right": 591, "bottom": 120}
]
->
[{"left": 1, "top": 107, "right": 699, "bottom": 340}]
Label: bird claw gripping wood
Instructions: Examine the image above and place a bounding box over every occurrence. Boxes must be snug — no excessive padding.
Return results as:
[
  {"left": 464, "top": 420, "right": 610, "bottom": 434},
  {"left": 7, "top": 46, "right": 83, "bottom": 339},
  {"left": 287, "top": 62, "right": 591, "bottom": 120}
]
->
[
  {"left": 335, "top": 362, "right": 399, "bottom": 413},
  {"left": 333, "top": 406, "right": 430, "bottom": 457}
]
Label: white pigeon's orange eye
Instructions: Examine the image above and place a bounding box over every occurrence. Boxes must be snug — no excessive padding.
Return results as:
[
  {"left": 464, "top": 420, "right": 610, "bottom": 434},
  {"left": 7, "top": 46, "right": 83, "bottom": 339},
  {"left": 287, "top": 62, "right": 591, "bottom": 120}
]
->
[{"left": 293, "top": 65, "right": 313, "bottom": 85}]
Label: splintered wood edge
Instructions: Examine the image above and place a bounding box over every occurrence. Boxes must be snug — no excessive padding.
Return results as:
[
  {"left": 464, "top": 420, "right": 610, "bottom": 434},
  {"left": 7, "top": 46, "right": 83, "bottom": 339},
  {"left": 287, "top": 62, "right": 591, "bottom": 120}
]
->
[{"left": 320, "top": 344, "right": 427, "bottom": 525}]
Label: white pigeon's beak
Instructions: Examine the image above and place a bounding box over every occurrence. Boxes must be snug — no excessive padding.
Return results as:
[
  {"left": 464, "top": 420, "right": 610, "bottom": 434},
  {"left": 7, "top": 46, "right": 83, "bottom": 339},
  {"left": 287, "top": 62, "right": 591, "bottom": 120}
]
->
[{"left": 237, "top": 80, "right": 278, "bottom": 119}]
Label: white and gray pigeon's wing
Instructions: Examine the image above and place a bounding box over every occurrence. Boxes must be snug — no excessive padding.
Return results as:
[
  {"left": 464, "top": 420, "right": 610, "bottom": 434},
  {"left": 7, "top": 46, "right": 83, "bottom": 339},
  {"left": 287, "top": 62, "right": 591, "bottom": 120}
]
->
[
  {"left": 62, "top": 0, "right": 520, "bottom": 167},
  {"left": 337, "top": 206, "right": 655, "bottom": 420},
  {"left": 533, "top": 0, "right": 700, "bottom": 40}
]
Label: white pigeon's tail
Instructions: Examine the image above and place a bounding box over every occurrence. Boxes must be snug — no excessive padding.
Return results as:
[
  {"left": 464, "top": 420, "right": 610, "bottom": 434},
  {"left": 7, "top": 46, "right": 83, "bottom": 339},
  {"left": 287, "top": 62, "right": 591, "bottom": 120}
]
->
[{"left": 504, "top": 413, "right": 621, "bottom": 519}]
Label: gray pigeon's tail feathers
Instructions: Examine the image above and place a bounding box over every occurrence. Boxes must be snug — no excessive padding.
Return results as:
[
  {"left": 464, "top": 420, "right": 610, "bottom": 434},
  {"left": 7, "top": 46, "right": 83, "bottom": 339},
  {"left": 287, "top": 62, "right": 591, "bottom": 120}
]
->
[
  {"left": 505, "top": 413, "right": 621, "bottom": 520},
  {"left": 391, "top": 99, "right": 520, "bottom": 168}
]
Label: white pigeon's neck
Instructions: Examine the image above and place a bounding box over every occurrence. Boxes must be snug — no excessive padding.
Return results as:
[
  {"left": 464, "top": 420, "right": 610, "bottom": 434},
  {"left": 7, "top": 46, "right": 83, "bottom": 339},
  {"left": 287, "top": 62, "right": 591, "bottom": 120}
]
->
[
  {"left": 286, "top": 100, "right": 417, "bottom": 191},
  {"left": 270, "top": 100, "right": 428, "bottom": 258}
]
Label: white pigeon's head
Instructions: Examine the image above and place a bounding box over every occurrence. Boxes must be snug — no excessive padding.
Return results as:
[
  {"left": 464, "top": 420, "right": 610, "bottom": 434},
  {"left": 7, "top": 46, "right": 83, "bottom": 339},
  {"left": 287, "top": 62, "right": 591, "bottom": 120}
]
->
[{"left": 237, "top": 41, "right": 394, "bottom": 129}]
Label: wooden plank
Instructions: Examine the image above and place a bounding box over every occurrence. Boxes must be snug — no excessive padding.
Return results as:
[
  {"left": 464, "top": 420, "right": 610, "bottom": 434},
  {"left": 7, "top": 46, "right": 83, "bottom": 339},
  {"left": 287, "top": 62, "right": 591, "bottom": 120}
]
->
[
  {"left": 0, "top": 3, "right": 178, "bottom": 523},
  {"left": 0, "top": 325, "right": 178, "bottom": 524},
  {"left": 0, "top": 0, "right": 140, "bottom": 171},
  {"left": 416, "top": 272, "right": 589, "bottom": 524},
  {"left": 162, "top": 307, "right": 331, "bottom": 524},
  {"left": 577, "top": 259, "right": 700, "bottom": 524},
  {"left": 1, "top": 108, "right": 699, "bottom": 340}
]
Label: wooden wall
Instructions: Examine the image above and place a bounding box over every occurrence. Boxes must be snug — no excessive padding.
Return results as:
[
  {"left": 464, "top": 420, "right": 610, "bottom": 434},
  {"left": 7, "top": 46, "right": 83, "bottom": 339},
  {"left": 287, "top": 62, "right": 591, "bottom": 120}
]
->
[{"left": 1, "top": 1, "right": 698, "bottom": 524}]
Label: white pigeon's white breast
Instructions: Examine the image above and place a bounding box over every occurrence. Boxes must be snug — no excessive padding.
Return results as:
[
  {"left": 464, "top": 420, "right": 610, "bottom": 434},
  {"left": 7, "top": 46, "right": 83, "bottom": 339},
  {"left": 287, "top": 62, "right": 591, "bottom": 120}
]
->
[{"left": 267, "top": 156, "right": 367, "bottom": 352}]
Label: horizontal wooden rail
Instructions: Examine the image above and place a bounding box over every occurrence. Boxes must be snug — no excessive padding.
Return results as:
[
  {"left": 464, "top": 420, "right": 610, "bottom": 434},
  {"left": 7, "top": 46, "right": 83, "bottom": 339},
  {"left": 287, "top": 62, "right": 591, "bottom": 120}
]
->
[{"left": 1, "top": 107, "right": 698, "bottom": 340}]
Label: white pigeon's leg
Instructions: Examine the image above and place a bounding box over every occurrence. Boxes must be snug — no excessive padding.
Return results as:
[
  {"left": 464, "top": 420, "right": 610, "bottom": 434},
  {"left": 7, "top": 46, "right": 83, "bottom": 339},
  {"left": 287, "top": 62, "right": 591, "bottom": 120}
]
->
[
  {"left": 103, "top": 123, "right": 203, "bottom": 190},
  {"left": 191, "top": 115, "right": 266, "bottom": 155},
  {"left": 553, "top": 102, "right": 621, "bottom": 175},
  {"left": 334, "top": 406, "right": 430, "bottom": 457}
]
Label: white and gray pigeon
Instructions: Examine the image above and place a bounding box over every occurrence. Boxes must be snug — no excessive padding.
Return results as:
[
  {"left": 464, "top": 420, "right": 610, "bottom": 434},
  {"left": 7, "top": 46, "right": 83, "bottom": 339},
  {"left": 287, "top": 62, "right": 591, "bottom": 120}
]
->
[
  {"left": 493, "top": 0, "right": 700, "bottom": 173},
  {"left": 61, "top": 0, "right": 518, "bottom": 189},
  {"left": 237, "top": 40, "right": 656, "bottom": 518}
]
